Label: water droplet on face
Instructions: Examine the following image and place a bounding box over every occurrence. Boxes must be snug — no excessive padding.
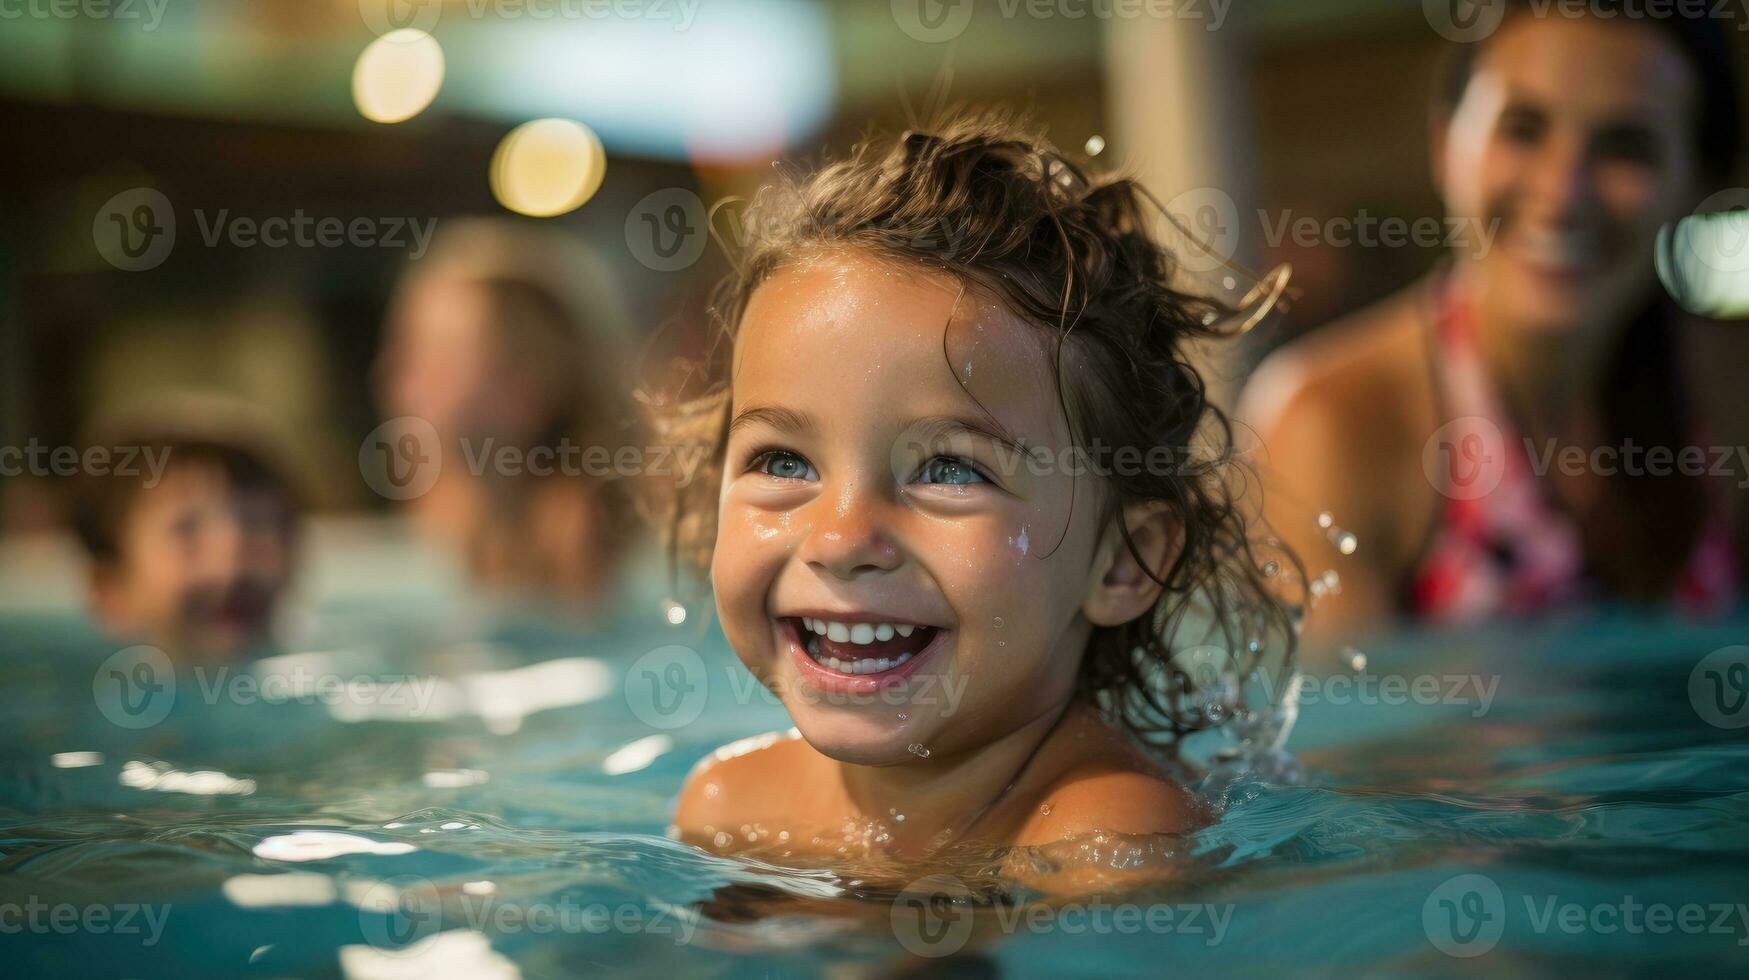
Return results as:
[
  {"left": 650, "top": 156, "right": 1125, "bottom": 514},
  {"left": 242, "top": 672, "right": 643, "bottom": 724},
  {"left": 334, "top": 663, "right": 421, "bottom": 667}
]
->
[
  {"left": 1039, "top": 803, "right": 1053, "bottom": 816},
  {"left": 1262, "top": 560, "right": 1280, "bottom": 577},
  {"left": 896, "top": 712, "right": 907, "bottom": 721},
  {"left": 712, "top": 831, "right": 731, "bottom": 848},
  {"left": 1317, "top": 511, "right": 1334, "bottom": 529},
  {"left": 906, "top": 743, "right": 932, "bottom": 759},
  {"left": 1333, "top": 530, "right": 1358, "bottom": 555},
  {"left": 1321, "top": 570, "right": 1341, "bottom": 591},
  {"left": 993, "top": 617, "right": 1004, "bottom": 629}
]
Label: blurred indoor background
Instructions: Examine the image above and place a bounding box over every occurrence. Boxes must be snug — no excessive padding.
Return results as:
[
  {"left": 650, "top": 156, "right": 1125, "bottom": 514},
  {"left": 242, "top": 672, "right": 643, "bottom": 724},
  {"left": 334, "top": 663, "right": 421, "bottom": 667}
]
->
[{"left": 1, "top": 0, "right": 1745, "bottom": 607}]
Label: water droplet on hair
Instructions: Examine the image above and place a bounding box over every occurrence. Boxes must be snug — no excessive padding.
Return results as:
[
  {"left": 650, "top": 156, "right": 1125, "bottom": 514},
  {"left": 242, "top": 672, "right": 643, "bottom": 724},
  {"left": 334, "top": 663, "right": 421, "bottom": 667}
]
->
[
  {"left": 1084, "top": 135, "right": 1105, "bottom": 156},
  {"left": 1262, "top": 560, "right": 1280, "bottom": 577},
  {"left": 1317, "top": 511, "right": 1334, "bottom": 529},
  {"left": 1247, "top": 638, "right": 1263, "bottom": 654},
  {"left": 906, "top": 743, "right": 932, "bottom": 759}
]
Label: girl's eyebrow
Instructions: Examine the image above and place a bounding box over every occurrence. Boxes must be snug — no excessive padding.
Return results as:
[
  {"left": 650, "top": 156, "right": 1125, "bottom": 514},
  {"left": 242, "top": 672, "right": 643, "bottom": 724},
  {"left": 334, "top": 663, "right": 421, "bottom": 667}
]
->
[
  {"left": 728, "top": 406, "right": 1027, "bottom": 455},
  {"left": 912, "top": 415, "right": 1029, "bottom": 456},
  {"left": 728, "top": 404, "right": 813, "bottom": 437}
]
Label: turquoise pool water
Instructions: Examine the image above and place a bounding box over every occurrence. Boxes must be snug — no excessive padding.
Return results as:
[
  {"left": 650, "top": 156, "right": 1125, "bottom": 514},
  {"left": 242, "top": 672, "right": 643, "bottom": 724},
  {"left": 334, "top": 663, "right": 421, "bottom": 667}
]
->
[{"left": 4, "top": 595, "right": 1748, "bottom": 977}]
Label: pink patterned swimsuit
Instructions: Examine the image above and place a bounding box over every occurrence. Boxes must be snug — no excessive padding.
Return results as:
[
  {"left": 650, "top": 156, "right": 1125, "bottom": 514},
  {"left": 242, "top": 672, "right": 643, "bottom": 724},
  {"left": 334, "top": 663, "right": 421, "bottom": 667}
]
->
[{"left": 1409, "top": 280, "right": 1738, "bottom": 622}]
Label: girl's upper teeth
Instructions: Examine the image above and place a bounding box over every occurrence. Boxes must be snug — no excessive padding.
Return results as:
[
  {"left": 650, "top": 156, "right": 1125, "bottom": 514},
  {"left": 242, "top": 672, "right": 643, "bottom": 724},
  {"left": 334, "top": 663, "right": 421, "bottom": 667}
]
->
[{"left": 804, "top": 618, "right": 918, "bottom": 644}]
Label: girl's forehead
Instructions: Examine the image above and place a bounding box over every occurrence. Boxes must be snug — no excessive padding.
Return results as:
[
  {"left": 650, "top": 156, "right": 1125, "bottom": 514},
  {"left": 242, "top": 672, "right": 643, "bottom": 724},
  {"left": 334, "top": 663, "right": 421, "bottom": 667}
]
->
[{"left": 732, "top": 251, "right": 1065, "bottom": 440}]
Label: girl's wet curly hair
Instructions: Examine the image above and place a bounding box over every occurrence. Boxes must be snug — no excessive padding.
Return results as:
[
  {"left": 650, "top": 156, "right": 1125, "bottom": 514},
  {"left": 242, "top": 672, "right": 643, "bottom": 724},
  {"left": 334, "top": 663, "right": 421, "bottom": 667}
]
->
[{"left": 650, "top": 109, "right": 1299, "bottom": 750}]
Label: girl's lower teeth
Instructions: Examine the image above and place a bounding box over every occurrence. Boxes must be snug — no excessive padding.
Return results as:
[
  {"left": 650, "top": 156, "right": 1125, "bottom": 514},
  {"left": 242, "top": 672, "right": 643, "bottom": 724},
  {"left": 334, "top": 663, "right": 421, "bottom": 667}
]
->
[{"left": 803, "top": 634, "right": 914, "bottom": 675}]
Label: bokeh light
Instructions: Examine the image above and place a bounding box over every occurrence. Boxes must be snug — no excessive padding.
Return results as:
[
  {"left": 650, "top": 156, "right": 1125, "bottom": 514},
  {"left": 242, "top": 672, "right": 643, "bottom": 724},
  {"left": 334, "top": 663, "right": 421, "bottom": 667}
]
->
[
  {"left": 351, "top": 29, "right": 445, "bottom": 125},
  {"left": 489, "top": 118, "right": 607, "bottom": 218}
]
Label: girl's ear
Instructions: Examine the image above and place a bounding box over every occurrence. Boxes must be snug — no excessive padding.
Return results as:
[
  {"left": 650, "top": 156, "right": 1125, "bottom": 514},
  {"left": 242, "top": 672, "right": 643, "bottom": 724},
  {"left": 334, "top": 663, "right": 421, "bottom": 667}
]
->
[{"left": 1082, "top": 501, "right": 1180, "bottom": 628}]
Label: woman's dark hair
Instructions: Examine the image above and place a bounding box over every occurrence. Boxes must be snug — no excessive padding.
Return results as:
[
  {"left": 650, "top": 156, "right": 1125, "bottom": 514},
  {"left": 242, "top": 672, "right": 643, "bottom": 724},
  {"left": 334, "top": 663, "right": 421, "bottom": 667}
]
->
[
  {"left": 1437, "top": 0, "right": 1743, "bottom": 185},
  {"left": 651, "top": 109, "right": 1299, "bottom": 750}
]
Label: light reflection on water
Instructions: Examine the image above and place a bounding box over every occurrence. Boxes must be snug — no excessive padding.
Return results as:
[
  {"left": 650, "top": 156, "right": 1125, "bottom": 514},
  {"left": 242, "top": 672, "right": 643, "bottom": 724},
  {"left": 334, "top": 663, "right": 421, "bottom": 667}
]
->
[{"left": 3, "top": 603, "right": 1748, "bottom": 976}]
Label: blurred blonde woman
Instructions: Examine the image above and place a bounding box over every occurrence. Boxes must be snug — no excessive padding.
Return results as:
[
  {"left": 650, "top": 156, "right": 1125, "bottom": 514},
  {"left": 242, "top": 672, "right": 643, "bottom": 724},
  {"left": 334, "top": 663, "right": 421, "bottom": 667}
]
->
[{"left": 374, "top": 218, "right": 645, "bottom": 612}]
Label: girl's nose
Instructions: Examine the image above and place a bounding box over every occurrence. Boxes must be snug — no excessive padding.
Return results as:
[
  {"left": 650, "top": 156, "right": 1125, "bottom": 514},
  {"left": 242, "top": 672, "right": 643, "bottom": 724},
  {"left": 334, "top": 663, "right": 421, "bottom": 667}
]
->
[{"left": 801, "top": 482, "right": 902, "bottom": 580}]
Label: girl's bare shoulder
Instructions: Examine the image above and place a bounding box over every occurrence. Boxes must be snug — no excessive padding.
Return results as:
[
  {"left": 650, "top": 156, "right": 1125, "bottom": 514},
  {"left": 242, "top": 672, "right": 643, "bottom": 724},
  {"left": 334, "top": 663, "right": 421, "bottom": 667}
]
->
[
  {"left": 1003, "top": 710, "right": 1210, "bottom": 847},
  {"left": 671, "top": 729, "right": 812, "bottom": 841}
]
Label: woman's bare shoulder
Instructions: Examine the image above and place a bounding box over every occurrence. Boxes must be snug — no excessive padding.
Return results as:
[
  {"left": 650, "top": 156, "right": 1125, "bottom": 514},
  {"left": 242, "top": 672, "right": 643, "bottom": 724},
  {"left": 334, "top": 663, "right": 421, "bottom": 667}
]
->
[{"left": 1241, "top": 280, "right": 1434, "bottom": 441}]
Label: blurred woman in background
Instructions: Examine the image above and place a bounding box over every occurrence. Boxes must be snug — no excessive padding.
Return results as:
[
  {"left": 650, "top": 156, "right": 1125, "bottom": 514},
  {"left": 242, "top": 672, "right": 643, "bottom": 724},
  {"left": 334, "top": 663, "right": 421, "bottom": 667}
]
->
[
  {"left": 1243, "top": 2, "right": 1747, "bottom": 654},
  {"left": 373, "top": 218, "right": 646, "bottom": 613}
]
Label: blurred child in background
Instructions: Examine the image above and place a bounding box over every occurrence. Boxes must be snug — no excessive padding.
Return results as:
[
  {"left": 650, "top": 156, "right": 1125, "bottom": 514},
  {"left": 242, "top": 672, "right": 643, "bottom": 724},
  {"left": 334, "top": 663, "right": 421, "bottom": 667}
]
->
[{"left": 72, "top": 398, "right": 301, "bottom": 660}]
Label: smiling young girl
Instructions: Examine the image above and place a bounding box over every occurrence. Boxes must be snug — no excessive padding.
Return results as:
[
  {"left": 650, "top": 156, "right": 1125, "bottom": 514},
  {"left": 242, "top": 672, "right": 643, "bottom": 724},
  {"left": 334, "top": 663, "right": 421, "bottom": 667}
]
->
[{"left": 664, "top": 112, "right": 1296, "bottom": 868}]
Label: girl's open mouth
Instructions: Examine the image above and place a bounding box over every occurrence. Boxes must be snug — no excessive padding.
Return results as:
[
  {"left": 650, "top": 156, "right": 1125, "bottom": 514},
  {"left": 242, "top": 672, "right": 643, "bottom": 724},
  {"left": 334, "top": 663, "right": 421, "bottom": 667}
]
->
[{"left": 777, "top": 615, "right": 945, "bottom": 686}]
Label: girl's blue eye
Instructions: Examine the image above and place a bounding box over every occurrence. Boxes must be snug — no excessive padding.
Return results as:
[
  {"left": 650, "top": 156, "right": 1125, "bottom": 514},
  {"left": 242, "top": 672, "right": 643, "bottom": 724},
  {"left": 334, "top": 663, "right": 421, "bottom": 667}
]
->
[
  {"left": 754, "top": 451, "right": 816, "bottom": 481},
  {"left": 916, "top": 456, "right": 987, "bottom": 486}
]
